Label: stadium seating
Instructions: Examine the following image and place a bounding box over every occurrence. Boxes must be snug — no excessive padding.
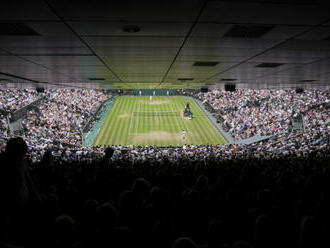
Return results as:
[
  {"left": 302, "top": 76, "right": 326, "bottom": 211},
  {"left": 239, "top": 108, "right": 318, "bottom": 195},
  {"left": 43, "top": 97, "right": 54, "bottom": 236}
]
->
[
  {"left": 0, "top": 88, "right": 328, "bottom": 162},
  {"left": 0, "top": 88, "right": 329, "bottom": 248},
  {"left": 0, "top": 136, "right": 329, "bottom": 248}
]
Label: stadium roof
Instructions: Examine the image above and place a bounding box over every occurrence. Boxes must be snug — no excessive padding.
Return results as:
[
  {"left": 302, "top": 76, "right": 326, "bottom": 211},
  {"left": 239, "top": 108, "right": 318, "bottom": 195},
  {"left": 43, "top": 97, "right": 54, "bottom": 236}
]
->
[{"left": 0, "top": 0, "right": 330, "bottom": 89}]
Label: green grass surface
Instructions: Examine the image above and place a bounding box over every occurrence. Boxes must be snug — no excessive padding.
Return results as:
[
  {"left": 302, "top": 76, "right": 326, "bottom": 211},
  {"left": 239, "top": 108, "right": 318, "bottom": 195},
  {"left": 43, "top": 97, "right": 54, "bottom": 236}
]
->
[{"left": 93, "top": 96, "right": 226, "bottom": 146}]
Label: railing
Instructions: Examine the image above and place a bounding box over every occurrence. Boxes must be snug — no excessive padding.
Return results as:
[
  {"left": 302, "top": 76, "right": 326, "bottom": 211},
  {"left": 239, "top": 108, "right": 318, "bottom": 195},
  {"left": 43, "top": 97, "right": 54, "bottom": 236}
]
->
[
  {"left": 10, "top": 95, "right": 47, "bottom": 122},
  {"left": 250, "top": 132, "right": 301, "bottom": 149},
  {"left": 6, "top": 115, "right": 12, "bottom": 135},
  {"left": 82, "top": 97, "right": 113, "bottom": 134},
  {"left": 82, "top": 96, "right": 117, "bottom": 146},
  {"left": 193, "top": 97, "right": 235, "bottom": 144}
]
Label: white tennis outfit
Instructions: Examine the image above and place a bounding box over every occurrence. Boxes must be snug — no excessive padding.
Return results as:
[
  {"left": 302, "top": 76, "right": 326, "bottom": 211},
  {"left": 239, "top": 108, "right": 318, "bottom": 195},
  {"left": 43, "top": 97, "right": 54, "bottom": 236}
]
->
[{"left": 182, "top": 130, "right": 186, "bottom": 139}]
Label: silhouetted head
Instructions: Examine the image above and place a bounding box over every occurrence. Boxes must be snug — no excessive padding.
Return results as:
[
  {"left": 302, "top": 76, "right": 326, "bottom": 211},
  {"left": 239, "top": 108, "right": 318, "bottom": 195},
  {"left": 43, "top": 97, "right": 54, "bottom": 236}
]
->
[
  {"left": 196, "top": 175, "right": 209, "bottom": 190},
  {"left": 118, "top": 190, "right": 134, "bottom": 210},
  {"left": 232, "top": 241, "right": 253, "bottom": 248},
  {"left": 172, "top": 237, "right": 198, "bottom": 248},
  {"left": 258, "top": 189, "right": 272, "bottom": 209},
  {"left": 54, "top": 215, "right": 76, "bottom": 241},
  {"left": 208, "top": 218, "right": 226, "bottom": 247},
  {"left": 254, "top": 215, "right": 274, "bottom": 247},
  {"left": 131, "top": 178, "right": 149, "bottom": 194},
  {"left": 5, "top": 137, "right": 28, "bottom": 160},
  {"left": 96, "top": 202, "right": 118, "bottom": 231},
  {"left": 41, "top": 149, "right": 52, "bottom": 161},
  {"left": 104, "top": 147, "right": 114, "bottom": 158},
  {"left": 300, "top": 215, "right": 323, "bottom": 247},
  {"left": 183, "top": 188, "right": 200, "bottom": 201},
  {"left": 152, "top": 220, "right": 175, "bottom": 248}
]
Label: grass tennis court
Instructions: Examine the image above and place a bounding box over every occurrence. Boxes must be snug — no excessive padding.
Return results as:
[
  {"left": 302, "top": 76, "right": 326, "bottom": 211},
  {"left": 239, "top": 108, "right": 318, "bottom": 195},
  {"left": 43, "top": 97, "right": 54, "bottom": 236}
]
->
[{"left": 93, "top": 96, "right": 226, "bottom": 146}]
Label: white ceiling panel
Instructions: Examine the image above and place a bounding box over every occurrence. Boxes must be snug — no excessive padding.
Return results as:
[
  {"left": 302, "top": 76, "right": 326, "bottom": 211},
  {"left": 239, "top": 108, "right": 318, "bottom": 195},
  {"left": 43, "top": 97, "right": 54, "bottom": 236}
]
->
[
  {"left": 259, "top": 49, "right": 330, "bottom": 59},
  {"left": 0, "top": 56, "right": 33, "bottom": 66},
  {"left": 211, "top": 63, "right": 302, "bottom": 80},
  {"left": 0, "top": 37, "right": 83, "bottom": 48},
  {"left": 21, "top": 55, "right": 103, "bottom": 66},
  {"left": 96, "top": 47, "right": 178, "bottom": 57},
  {"left": 181, "top": 47, "right": 264, "bottom": 58},
  {"left": 262, "top": 26, "right": 311, "bottom": 39},
  {"left": 176, "top": 55, "right": 249, "bottom": 63},
  {"left": 84, "top": 36, "right": 185, "bottom": 47},
  {"left": 249, "top": 53, "right": 320, "bottom": 64},
  {"left": 47, "top": 0, "right": 204, "bottom": 21},
  {"left": 186, "top": 37, "right": 279, "bottom": 49},
  {"left": 24, "top": 22, "right": 76, "bottom": 36},
  {"left": 121, "top": 75, "right": 163, "bottom": 81},
  {"left": 170, "top": 61, "right": 236, "bottom": 74},
  {"left": 106, "top": 61, "right": 171, "bottom": 67},
  {"left": 190, "top": 23, "right": 232, "bottom": 37},
  {"left": 0, "top": 0, "right": 58, "bottom": 20},
  {"left": 70, "top": 22, "right": 190, "bottom": 36},
  {"left": 3, "top": 47, "right": 91, "bottom": 55},
  {"left": 295, "top": 26, "right": 330, "bottom": 40},
  {"left": 278, "top": 40, "right": 330, "bottom": 50},
  {"left": 110, "top": 66, "right": 168, "bottom": 74},
  {"left": 200, "top": 2, "right": 330, "bottom": 25}
]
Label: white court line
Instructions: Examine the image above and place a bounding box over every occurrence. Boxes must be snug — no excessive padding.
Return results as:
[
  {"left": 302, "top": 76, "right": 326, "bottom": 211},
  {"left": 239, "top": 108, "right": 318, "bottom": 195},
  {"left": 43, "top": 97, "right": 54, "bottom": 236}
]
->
[
  {"left": 140, "top": 124, "right": 174, "bottom": 126},
  {"left": 171, "top": 100, "right": 182, "bottom": 132},
  {"left": 128, "top": 100, "right": 134, "bottom": 136},
  {"left": 134, "top": 100, "right": 141, "bottom": 135},
  {"left": 174, "top": 98, "right": 191, "bottom": 136}
]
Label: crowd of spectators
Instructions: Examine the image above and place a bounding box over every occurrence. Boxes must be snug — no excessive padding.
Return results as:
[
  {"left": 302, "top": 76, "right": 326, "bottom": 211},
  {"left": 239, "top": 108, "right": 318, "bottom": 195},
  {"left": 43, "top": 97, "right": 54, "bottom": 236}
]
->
[
  {"left": 0, "top": 88, "right": 330, "bottom": 247},
  {"left": 0, "top": 114, "right": 9, "bottom": 143},
  {"left": 194, "top": 89, "right": 329, "bottom": 140},
  {"left": 0, "top": 88, "right": 328, "bottom": 163},
  {"left": 1, "top": 137, "right": 330, "bottom": 248},
  {"left": 0, "top": 89, "right": 330, "bottom": 162},
  {"left": 254, "top": 100, "right": 330, "bottom": 157},
  {"left": 0, "top": 89, "right": 39, "bottom": 112},
  {"left": 21, "top": 89, "right": 108, "bottom": 148},
  {"left": 0, "top": 88, "right": 40, "bottom": 148}
]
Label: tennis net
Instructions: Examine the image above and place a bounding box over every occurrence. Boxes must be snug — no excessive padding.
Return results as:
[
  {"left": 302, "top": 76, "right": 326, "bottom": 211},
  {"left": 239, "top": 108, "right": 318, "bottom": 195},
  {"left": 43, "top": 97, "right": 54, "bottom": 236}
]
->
[{"left": 133, "top": 111, "right": 180, "bottom": 117}]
